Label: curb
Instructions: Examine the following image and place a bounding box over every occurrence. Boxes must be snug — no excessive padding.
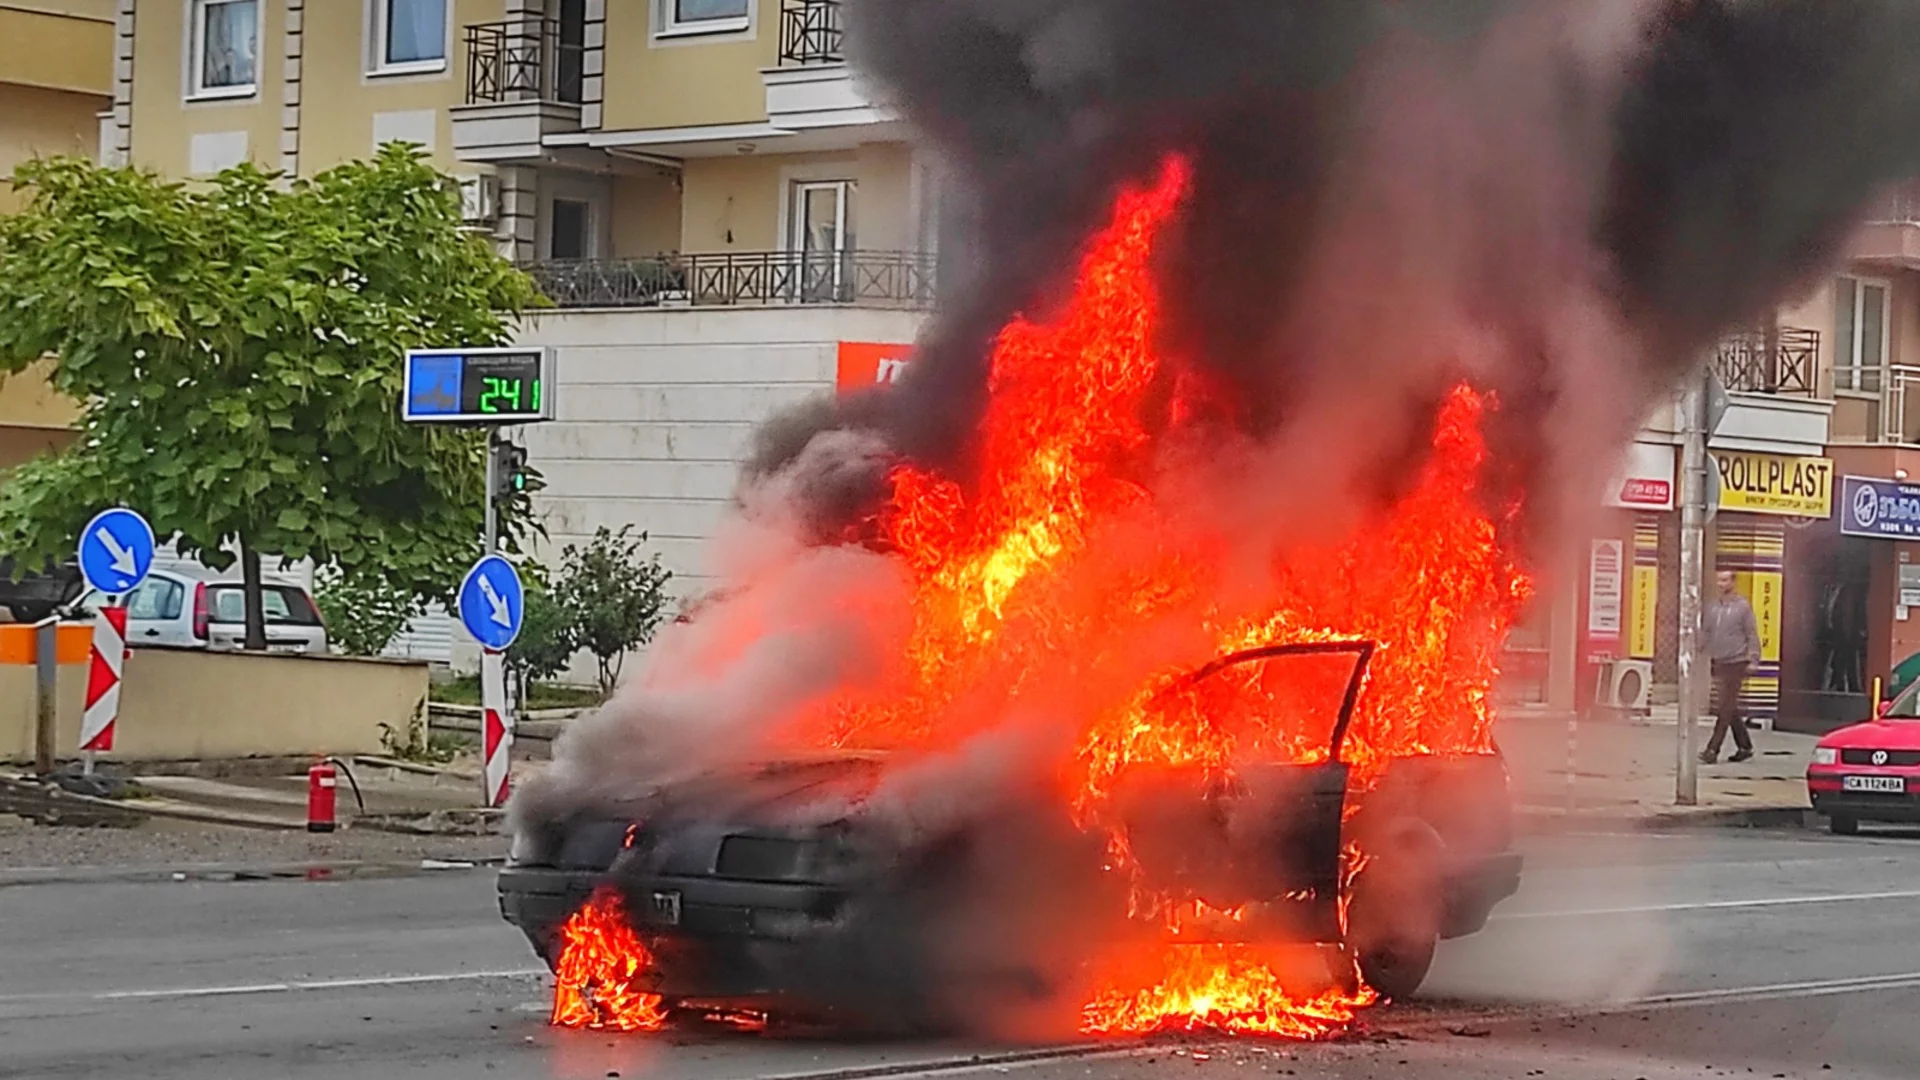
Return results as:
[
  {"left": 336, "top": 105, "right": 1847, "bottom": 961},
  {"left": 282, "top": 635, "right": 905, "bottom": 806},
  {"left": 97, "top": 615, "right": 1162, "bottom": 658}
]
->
[
  {"left": 0, "top": 856, "right": 504, "bottom": 889},
  {"left": 1517, "top": 805, "right": 1813, "bottom": 833}
]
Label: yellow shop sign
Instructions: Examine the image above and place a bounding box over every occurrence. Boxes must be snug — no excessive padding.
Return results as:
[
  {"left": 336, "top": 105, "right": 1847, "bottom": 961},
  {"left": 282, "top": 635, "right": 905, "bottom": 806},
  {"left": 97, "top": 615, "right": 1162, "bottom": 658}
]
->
[{"left": 1713, "top": 452, "right": 1834, "bottom": 518}]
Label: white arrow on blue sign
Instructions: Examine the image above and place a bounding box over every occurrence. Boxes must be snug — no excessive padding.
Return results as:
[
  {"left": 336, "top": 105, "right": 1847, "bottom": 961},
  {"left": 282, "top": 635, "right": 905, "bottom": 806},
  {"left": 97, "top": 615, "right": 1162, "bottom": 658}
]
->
[
  {"left": 76, "top": 508, "right": 156, "bottom": 596},
  {"left": 458, "top": 554, "right": 524, "bottom": 651}
]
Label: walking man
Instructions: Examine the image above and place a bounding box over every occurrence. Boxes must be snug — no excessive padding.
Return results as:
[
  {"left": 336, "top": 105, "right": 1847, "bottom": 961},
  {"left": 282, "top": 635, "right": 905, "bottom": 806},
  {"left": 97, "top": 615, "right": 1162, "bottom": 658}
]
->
[{"left": 1701, "top": 569, "right": 1762, "bottom": 764}]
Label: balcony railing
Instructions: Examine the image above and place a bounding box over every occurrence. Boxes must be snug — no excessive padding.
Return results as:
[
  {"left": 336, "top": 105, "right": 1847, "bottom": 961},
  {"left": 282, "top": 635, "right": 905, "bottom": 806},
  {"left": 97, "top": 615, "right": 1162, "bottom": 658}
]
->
[
  {"left": 1710, "top": 325, "right": 1819, "bottom": 396},
  {"left": 528, "top": 250, "right": 937, "bottom": 310},
  {"left": 778, "top": 0, "right": 843, "bottom": 65},
  {"left": 464, "top": 19, "right": 583, "bottom": 105}
]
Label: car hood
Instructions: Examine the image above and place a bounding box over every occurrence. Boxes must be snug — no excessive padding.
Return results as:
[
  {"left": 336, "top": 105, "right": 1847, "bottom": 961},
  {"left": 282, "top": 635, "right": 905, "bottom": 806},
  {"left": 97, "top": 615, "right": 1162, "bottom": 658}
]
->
[
  {"left": 1819, "top": 719, "right": 1920, "bottom": 751},
  {"left": 640, "top": 753, "right": 890, "bottom": 829}
]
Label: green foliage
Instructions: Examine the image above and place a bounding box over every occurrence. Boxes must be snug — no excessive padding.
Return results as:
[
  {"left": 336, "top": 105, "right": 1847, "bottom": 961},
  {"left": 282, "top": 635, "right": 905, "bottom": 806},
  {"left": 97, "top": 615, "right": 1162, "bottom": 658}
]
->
[
  {"left": 313, "top": 566, "right": 422, "bottom": 657},
  {"left": 554, "top": 526, "right": 673, "bottom": 694},
  {"left": 508, "top": 568, "right": 582, "bottom": 686},
  {"left": 0, "top": 147, "right": 545, "bottom": 612}
]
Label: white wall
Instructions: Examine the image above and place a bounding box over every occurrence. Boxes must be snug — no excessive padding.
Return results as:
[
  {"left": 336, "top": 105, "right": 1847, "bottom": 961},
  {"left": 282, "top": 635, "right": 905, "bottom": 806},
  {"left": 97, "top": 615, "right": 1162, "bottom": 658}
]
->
[{"left": 448, "top": 305, "right": 926, "bottom": 678}]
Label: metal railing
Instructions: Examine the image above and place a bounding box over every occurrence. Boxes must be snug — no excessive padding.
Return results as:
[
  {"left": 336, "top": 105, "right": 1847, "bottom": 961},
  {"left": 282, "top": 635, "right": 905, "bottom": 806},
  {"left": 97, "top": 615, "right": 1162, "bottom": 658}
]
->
[
  {"left": 1882, "top": 364, "right": 1920, "bottom": 444},
  {"left": 1710, "top": 325, "right": 1819, "bottom": 395},
  {"left": 464, "top": 19, "right": 583, "bottom": 105},
  {"left": 527, "top": 250, "right": 938, "bottom": 309},
  {"left": 778, "top": 0, "right": 843, "bottom": 65}
]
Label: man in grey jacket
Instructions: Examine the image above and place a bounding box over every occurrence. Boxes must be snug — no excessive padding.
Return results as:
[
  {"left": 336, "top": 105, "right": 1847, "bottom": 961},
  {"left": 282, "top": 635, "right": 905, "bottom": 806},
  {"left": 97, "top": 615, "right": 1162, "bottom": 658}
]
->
[{"left": 1700, "top": 569, "right": 1762, "bottom": 764}]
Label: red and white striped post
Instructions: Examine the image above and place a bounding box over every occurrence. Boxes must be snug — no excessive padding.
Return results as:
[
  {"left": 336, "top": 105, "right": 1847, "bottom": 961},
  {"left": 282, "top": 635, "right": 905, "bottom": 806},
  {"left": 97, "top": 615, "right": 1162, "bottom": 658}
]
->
[
  {"left": 481, "top": 647, "right": 512, "bottom": 807},
  {"left": 80, "top": 604, "right": 127, "bottom": 774}
]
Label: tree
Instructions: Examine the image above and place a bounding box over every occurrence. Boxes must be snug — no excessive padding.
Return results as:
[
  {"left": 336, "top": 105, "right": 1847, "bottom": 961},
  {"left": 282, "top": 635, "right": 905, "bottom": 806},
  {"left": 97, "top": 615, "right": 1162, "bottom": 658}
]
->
[
  {"left": 506, "top": 567, "right": 580, "bottom": 687},
  {"left": 554, "top": 526, "right": 672, "bottom": 694},
  {"left": 313, "top": 566, "right": 422, "bottom": 657},
  {"left": 0, "top": 146, "right": 543, "bottom": 647}
]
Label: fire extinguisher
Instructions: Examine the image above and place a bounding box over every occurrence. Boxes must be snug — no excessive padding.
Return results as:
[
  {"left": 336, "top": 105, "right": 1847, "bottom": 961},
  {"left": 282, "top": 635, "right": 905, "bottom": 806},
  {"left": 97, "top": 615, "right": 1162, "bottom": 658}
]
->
[
  {"left": 305, "top": 757, "right": 364, "bottom": 834},
  {"left": 307, "top": 760, "right": 337, "bottom": 833}
]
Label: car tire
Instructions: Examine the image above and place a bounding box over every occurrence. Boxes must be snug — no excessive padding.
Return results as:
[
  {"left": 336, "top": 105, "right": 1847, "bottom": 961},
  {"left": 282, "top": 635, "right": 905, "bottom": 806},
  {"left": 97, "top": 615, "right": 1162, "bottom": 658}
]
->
[
  {"left": 1344, "top": 818, "right": 1446, "bottom": 1003},
  {"left": 1829, "top": 814, "right": 1860, "bottom": 836}
]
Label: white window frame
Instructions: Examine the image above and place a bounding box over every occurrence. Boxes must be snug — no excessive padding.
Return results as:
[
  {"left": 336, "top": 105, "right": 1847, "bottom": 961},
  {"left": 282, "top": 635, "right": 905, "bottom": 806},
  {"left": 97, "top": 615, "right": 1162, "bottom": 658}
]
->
[
  {"left": 186, "top": 0, "right": 262, "bottom": 101},
  {"left": 655, "top": 0, "right": 753, "bottom": 39},
  {"left": 1835, "top": 274, "right": 1893, "bottom": 394},
  {"left": 368, "top": 0, "right": 452, "bottom": 77},
  {"left": 786, "top": 179, "right": 855, "bottom": 256}
]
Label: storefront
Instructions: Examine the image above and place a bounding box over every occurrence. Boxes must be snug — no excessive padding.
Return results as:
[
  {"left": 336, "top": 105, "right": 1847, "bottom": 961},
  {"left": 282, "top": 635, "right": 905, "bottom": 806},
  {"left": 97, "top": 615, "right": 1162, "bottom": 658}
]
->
[
  {"left": 1711, "top": 450, "right": 1835, "bottom": 728},
  {"left": 1561, "top": 442, "right": 1677, "bottom": 711}
]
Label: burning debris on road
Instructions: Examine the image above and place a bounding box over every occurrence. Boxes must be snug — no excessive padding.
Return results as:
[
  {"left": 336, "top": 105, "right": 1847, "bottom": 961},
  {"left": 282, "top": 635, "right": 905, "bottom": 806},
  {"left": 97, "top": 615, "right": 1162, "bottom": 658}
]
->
[{"left": 512, "top": 0, "right": 1920, "bottom": 1042}]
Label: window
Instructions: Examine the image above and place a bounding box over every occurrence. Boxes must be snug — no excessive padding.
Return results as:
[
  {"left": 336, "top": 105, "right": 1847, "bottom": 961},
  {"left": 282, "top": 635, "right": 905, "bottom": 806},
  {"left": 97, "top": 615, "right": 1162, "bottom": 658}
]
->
[
  {"left": 1834, "top": 275, "right": 1891, "bottom": 393},
  {"left": 550, "top": 199, "right": 592, "bottom": 260},
  {"left": 190, "top": 0, "right": 260, "bottom": 99},
  {"left": 660, "top": 0, "right": 751, "bottom": 36},
  {"left": 373, "top": 0, "right": 448, "bottom": 73},
  {"left": 790, "top": 180, "right": 855, "bottom": 301},
  {"left": 208, "top": 586, "right": 322, "bottom": 626},
  {"left": 125, "top": 578, "right": 186, "bottom": 621}
]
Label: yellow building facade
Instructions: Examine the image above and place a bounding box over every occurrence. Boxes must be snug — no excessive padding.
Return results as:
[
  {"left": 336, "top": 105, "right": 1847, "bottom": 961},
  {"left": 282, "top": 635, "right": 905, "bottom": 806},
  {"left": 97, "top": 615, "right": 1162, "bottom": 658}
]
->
[
  {"left": 0, "top": 1, "right": 110, "bottom": 463},
  {"left": 113, "top": 0, "right": 939, "bottom": 289}
]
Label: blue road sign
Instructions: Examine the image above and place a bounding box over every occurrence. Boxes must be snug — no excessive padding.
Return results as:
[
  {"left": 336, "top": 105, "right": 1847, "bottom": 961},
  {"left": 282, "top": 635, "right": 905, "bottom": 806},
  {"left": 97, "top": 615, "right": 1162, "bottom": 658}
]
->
[
  {"left": 458, "top": 554, "right": 524, "bottom": 651},
  {"left": 77, "top": 508, "right": 156, "bottom": 596},
  {"left": 1841, "top": 475, "right": 1920, "bottom": 539}
]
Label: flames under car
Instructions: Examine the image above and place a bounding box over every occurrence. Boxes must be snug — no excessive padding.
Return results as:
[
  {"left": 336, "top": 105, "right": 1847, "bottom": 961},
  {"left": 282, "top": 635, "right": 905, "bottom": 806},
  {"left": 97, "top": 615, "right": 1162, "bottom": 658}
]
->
[{"left": 498, "top": 642, "right": 1524, "bottom": 1026}]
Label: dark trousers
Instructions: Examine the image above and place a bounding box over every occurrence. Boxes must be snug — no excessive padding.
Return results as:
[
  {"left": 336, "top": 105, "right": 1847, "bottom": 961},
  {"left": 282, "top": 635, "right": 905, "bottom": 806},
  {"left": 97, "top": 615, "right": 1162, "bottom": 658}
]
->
[{"left": 1706, "top": 660, "right": 1753, "bottom": 755}]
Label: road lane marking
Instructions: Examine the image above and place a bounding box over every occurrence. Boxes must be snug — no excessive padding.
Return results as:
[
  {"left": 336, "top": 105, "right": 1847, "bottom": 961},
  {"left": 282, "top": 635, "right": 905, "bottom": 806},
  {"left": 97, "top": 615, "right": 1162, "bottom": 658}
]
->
[
  {"left": 0, "top": 967, "right": 549, "bottom": 1006},
  {"left": 759, "top": 1046, "right": 1161, "bottom": 1080},
  {"left": 1625, "top": 970, "right": 1920, "bottom": 1009},
  {"left": 1493, "top": 887, "right": 1920, "bottom": 920}
]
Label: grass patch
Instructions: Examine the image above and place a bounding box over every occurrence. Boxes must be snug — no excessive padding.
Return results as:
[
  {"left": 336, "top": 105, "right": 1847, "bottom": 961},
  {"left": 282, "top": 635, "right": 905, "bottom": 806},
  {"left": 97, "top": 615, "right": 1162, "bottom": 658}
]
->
[{"left": 431, "top": 676, "right": 605, "bottom": 710}]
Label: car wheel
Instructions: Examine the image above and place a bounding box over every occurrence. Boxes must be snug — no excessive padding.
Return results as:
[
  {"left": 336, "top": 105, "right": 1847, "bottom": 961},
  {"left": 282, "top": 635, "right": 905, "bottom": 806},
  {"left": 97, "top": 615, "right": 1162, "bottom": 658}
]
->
[
  {"left": 1829, "top": 814, "right": 1860, "bottom": 836},
  {"left": 1344, "top": 818, "right": 1445, "bottom": 1003}
]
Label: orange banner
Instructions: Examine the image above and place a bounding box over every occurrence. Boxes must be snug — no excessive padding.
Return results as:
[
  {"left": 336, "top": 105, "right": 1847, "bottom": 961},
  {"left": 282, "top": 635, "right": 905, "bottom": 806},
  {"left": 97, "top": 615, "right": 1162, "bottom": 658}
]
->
[{"left": 836, "top": 342, "right": 913, "bottom": 392}]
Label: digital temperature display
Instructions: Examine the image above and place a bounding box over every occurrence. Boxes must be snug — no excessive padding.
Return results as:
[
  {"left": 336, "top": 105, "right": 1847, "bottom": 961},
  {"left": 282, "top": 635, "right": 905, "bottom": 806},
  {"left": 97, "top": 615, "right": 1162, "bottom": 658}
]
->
[{"left": 402, "top": 348, "right": 554, "bottom": 424}]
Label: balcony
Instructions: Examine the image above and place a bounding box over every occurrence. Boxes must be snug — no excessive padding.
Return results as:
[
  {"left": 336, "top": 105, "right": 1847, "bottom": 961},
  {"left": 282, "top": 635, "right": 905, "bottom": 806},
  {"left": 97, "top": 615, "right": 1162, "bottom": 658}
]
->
[
  {"left": 450, "top": 19, "right": 584, "bottom": 164},
  {"left": 1850, "top": 180, "right": 1920, "bottom": 268},
  {"left": 778, "top": 0, "right": 843, "bottom": 65},
  {"left": 464, "top": 19, "right": 582, "bottom": 105},
  {"left": 763, "top": 0, "right": 891, "bottom": 133},
  {"left": 1710, "top": 326, "right": 1819, "bottom": 396},
  {"left": 527, "top": 250, "right": 937, "bottom": 310}
]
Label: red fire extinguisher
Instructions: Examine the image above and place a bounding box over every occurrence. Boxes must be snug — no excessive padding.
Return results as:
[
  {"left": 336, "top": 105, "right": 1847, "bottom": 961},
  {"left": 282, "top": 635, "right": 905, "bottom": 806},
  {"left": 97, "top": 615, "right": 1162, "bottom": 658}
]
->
[{"left": 307, "top": 759, "right": 337, "bottom": 834}]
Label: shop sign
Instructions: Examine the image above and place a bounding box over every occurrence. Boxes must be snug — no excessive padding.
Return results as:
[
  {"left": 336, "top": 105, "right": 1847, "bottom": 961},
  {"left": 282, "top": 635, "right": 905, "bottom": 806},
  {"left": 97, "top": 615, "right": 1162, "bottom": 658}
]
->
[
  {"left": 1587, "top": 540, "right": 1624, "bottom": 639},
  {"left": 1713, "top": 452, "right": 1833, "bottom": 518},
  {"left": 1605, "top": 442, "right": 1675, "bottom": 510},
  {"left": 836, "top": 342, "right": 913, "bottom": 392},
  {"left": 1841, "top": 475, "right": 1920, "bottom": 539}
]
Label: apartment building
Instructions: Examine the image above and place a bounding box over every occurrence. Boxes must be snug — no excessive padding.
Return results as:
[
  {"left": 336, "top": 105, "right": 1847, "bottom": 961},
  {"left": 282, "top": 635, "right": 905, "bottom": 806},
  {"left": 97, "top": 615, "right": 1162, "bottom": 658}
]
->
[
  {"left": 110, "top": 0, "right": 929, "bottom": 662},
  {"left": 0, "top": 1, "right": 111, "bottom": 467}
]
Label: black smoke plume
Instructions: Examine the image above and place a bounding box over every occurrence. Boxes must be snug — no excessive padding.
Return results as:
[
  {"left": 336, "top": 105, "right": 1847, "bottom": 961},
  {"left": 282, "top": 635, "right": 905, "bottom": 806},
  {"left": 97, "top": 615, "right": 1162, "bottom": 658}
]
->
[{"left": 744, "top": 0, "right": 1920, "bottom": 547}]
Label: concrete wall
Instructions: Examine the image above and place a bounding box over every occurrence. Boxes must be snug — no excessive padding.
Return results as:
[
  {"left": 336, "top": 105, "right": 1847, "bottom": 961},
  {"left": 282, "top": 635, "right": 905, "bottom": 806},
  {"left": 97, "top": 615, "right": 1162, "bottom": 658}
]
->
[
  {"left": 678, "top": 145, "right": 918, "bottom": 254},
  {"left": 0, "top": 81, "right": 109, "bottom": 213},
  {"left": 0, "top": 629, "right": 428, "bottom": 763},
  {"left": 600, "top": 0, "right": 778, "bottom": 132},
  {"left": 513, "top": 305, "right": 926, "bottom": 596},
  {"left": 0, "top": 2, "right": 112, "bottom": 103}
]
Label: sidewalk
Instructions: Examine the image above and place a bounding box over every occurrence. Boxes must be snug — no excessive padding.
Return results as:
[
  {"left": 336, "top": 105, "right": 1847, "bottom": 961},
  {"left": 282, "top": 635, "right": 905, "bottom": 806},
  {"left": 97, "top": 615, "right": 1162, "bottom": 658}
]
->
[{"left": 1496, "top": 703, "right": 1818, "bottom": 829}]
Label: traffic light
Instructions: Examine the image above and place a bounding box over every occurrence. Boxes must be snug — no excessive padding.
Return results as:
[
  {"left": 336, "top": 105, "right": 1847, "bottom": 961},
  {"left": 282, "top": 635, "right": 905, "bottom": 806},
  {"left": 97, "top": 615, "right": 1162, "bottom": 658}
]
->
[{"left": 492, "top": 441, "right": 529, "bottom": 500}]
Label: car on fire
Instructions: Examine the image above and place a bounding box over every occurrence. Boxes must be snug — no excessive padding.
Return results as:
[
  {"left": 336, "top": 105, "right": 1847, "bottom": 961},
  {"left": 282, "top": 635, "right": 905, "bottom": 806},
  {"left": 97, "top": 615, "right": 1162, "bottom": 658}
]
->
[
  {"left": 498, "top": 640, "right": 1523, "bottom": 1028},
  {"left": 1807, "top": 679, "right": 1920, "bottom": 835}
]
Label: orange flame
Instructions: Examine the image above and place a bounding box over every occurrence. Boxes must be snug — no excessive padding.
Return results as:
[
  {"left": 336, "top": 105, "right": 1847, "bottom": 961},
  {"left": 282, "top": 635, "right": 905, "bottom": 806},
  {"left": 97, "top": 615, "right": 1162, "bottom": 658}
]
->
[
  {"left": 550, "top": 889, "right": 670, "bottom": 1032},
  {"left": 548, "top": 153, "right": 1528, "bottom": 1039}
]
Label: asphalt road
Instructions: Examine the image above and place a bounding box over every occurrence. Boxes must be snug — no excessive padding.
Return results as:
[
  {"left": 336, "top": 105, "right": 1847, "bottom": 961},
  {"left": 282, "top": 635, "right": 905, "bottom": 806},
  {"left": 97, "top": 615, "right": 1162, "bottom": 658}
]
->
[{"left": 3, "top": 827, "right": 1919, "bottom": 1079}]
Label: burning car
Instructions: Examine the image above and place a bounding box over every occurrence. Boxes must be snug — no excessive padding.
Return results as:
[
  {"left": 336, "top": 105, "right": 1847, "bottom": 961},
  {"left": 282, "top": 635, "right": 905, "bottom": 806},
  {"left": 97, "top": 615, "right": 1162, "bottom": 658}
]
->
[{"left": 498, "top": 639, "right": 1522, "bottom": 1030}]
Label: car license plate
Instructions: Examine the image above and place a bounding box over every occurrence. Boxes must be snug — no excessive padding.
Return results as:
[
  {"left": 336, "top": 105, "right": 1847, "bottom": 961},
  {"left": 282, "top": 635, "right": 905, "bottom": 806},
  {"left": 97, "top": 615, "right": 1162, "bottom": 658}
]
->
[
  {"left": 1843, "top": 775, "right": 1907, "bottom": 793},
  {"left": 650, "top": 890, "right": 682, "bottom": 925}
]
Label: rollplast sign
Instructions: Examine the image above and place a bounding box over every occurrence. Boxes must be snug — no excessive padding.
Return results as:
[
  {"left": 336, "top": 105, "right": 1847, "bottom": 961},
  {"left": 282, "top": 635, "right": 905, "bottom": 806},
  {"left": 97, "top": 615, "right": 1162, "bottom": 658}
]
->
[
  {"left": 1841, "top": 476, "right": 1920, "bottom": 539},
  {"left": 1713, "top": 451, "right": 1833, "bottom": 518}
]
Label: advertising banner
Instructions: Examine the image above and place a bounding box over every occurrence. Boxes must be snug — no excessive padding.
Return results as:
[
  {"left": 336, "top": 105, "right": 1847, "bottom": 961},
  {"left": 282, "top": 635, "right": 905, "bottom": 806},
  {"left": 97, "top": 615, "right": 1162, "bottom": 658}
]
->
[
  {"left": 836, "top": 342, "right": 913, "bottom": 392},
  {"left": 1840, "top": 475, "right": 1920, "bottom": 539},
  {"left": 1713, "top": 451, "right": 1833, "bottom": 518}
]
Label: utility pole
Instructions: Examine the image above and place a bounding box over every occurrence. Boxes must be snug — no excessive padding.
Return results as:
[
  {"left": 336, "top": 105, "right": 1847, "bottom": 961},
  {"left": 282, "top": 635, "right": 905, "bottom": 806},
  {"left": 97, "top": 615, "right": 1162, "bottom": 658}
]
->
[{"left": 1675, "top": 369, "right": 1709, "bottom": 805}]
